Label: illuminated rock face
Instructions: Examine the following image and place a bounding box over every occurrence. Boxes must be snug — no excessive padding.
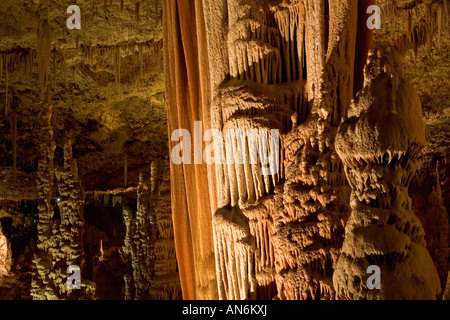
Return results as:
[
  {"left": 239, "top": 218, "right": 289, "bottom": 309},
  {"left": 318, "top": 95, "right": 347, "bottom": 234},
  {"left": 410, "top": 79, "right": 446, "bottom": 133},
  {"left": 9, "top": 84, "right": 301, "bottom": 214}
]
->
[
  {"left": 0, "top": 226, "right": 11, "bottom": 276},
  {"left": 31, "top": 94, "right": 94, "bottom": 300},
  {"left": 333, "top": 47, "right": 441, "bottom": 300},
  {"left": 165, "top": 0, "right": 368, "bottom": 300},
  {"left": 211, "top": 0, "right": 363, "bottom": 301}
]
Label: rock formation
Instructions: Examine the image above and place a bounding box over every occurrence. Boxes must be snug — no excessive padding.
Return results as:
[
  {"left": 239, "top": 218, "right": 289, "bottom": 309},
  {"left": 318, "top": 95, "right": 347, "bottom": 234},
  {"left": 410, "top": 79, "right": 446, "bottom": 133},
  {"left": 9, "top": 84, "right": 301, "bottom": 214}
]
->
[
  {"left": 333, "top": 47, "right": 441, "bottom": 300},
  {"left": 165, "top": 0, "right": 371, "bottom": 300},
  {"left": 122, "top": 160, "right": 180, "bottom": 300},
  {"left": 31, "top": 94, "right": 95, "bottom": 299},
  {"left": 0, "top": 0, "right": 448, "bottom": 301}
]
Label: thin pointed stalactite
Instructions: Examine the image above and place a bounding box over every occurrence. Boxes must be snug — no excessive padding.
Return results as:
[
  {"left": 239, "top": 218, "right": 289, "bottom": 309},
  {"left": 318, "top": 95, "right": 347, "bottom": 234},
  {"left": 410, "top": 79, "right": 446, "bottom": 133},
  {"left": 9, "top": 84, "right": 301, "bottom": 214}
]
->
[{"left": 10, "top": 111, "right": 17, "bottom": 184}]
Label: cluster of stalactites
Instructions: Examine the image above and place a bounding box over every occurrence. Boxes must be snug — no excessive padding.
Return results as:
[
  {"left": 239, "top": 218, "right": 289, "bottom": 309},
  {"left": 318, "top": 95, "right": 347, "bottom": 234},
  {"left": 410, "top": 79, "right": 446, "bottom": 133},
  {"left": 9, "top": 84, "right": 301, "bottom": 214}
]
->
[
  {"left": 378, "top": 0, "right": 449, "bottom": 56},
  {"left": 212, "top": 0, "right": 358, "bottom": 301},
  {"left": 81, "top": 39, "right": 163, "bottom": 84},
  {"left": 227, "top": 0, "right": 305, "bottom": 85},
  {"left": 213, "top": 207, "right": 257, "bottom": 300}
]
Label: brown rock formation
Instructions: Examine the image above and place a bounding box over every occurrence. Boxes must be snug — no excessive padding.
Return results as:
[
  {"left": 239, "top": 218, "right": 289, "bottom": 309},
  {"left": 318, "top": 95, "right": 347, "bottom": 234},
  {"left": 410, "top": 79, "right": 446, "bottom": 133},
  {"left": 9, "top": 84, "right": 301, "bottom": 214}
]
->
[
  {"left": 31, "top": 89, "right": 94, "bottom": 299},
  {"left": 0, "top": 224, "right": 12, "bottom": 276},
  {"left": 165, "top": 0, "right": 373, "bottom": 300},
  {"left": 0, "top": 0, "right": 448, "bottom": 301},
  {"left": 333, "top": 47, "right": 441, "bottom": 300},
  {"left": 121, "top": 160, "right": 180, "bottom": 300}
]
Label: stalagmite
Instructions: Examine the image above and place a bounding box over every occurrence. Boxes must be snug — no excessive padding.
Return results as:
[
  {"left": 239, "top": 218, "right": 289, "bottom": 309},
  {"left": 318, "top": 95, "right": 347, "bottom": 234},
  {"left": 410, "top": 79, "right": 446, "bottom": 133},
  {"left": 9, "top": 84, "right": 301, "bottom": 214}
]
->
[
  {"left": 333, "top": 47, "right": 441, "bottom": 300},
  {"left": 10, "top": 111, "right": 17, "bottom": 184},
  {"left": 445, "top": 271, "right": 450, "bottom": 300},
  {"left": 149, "top": 161, "right": 181, "bottom": 300},
  {"left": 122, "top": 161, "right": 180, "bottom": 300},
  {"left": 164, "top": 0, "right": 372, "bottom": 300},
  {"left": 419, "top": 181, "right": 449, "bottom": 292}
]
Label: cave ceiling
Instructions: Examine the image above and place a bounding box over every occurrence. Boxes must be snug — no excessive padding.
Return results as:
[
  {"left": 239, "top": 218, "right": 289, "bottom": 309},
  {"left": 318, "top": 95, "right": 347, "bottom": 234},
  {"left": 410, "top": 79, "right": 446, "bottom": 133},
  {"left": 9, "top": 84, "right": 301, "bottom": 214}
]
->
[{"left": 0, "top": 0, "right": 165, "bottom": 195}]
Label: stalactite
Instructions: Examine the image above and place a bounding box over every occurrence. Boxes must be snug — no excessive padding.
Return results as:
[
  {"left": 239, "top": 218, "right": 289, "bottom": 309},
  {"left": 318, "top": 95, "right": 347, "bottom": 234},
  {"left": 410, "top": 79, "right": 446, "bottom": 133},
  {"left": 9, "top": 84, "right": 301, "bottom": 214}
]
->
[
  {"left": 407, "top": 10, "right": 412, "bottom": 42},
  {"left": 124, "top": 157, "right": 128, "bottom": 187},
  {"left": 10, "top": 111, "right": 17, "bottom": 184},
  {"left": 139, "top": 43, "right": 144, "bottom": 80},
  {"left": 136, "top": 1, "right": 141, "bottom": 26},
  {"left": 36, "top": 21, "right": 51, "bottom": 93},
  {"left": 99, "top": 239, "right": 104, "bottom": 262},
  {"left": 438, "top": 2, "right": 443, "bottom": 48},
  {"left": 5, "top": 55, "right": 9, "bottom": 116}
]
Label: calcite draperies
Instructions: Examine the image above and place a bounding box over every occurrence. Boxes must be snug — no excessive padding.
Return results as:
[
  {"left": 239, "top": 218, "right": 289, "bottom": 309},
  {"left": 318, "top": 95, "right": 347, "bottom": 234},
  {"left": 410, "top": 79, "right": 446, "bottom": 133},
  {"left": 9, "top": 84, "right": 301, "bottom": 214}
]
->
[
  {"left": 164, "top": 0, "right": 374, "bottom": 300},
  {"left": 163, "top": 0, "right": 218, "bottom": 300}
]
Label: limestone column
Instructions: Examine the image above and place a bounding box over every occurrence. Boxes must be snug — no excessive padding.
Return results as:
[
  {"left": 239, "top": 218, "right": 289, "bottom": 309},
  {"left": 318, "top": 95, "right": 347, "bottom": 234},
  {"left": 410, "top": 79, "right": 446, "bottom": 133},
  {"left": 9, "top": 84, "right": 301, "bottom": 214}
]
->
[{"left": 333, "top": 47, "right": 441, "bottom": 300}]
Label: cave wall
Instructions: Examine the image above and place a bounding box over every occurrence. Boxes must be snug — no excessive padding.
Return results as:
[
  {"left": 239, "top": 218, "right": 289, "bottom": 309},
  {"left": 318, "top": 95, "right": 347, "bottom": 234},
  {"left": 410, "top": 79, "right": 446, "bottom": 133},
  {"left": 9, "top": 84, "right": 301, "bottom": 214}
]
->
[
  {"left": 0, "top": 0, "right": 448, "bottom": 301},
  {"left": 164, "top": 0, "right": 449, "bottom": 300}
]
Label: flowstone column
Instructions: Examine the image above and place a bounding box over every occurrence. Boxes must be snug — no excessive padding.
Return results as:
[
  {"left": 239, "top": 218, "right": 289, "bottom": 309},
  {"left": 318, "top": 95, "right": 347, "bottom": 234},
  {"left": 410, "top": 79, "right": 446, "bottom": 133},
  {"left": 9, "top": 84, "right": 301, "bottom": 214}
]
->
[
  {"left": 333, "top": 47, "right": 441, "bottom": 300},
  {"left": 32, "top": 94, "right": 94, "bottom": 300}
]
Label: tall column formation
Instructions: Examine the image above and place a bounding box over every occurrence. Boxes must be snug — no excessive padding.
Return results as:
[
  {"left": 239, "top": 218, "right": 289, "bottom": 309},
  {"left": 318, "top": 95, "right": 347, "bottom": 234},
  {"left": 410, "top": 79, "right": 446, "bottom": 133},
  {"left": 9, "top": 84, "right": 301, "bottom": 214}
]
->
[
  {"left": 269, "top": 0, "right": 360, "bottom": 300},
  {"left": 333, "top": 47, "right": 441, "bottom": 300},
  {"left": 32, "top": 94, "right": 94, "bottom": 299},
  {"left": 122, "top": 171, "right": 156, "bottom": 299},
  {"left": 32, "top": 20, "right": 94, "bottom": 297},
  {"left": 212, "top": 0, "right": 306, "bottom": 300},
  {"left": 54, "top": 140, "right": 93, "bottom": 299},
  {"left": 164, "top": 0, "right": 218, "bottom": 299},
  {"left": 31, "top": 91, "right": 57, "bottom": 299}
]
